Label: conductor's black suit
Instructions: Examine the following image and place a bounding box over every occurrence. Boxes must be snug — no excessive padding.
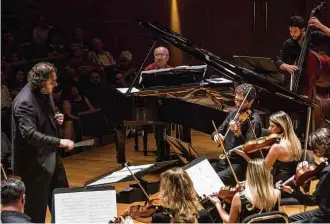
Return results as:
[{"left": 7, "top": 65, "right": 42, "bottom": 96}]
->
[{"left": 12, "top": 84, "right": 69, "bottom": 223}]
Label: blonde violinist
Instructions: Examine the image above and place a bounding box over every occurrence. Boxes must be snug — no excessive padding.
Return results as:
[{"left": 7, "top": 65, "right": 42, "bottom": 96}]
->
[
  {"left": 232, "top": 111, "right": 302, "bottom": 184},
  {"left": 151, "top": 167, "right": 212, "bottom": 223},
  {"left": 208, "top": 159, "right": 281, "bottom": 223}
]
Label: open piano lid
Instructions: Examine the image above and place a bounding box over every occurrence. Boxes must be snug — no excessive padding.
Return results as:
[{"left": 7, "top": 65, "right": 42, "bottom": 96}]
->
[{"left": 137, "top": 20, "right": 315, "bottom": 112}]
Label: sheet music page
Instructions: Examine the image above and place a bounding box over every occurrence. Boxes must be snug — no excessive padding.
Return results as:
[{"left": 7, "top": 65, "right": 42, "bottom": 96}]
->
[
  {"left": 88, "top": 164, "right": 153, "bottom": 186},
  {"left": 54, "top": 190, "right": 117, "bottom": 223},
  {"left": 185, "top": 159, "right": 225, "bottom": 198},
  {"left": 117, "top": 87, "right": 140, "bottom": 93}
]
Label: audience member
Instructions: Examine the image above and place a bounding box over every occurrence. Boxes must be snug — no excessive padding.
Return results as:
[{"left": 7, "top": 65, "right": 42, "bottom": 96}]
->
[
  {"left": 71, "top": 28, "right": 89, "bottom": 53},
  {"left": 9, "top": 68, "right": 26, "bottom": 99},
  {"left": 62, "top": 84, "right": 94, "bottom": 141},
  {"left": 2, "top": 30, "right": 24, "bottom": 62},
  {"left": 32, "top": 13, "right": 53, "bottom": 45},
  {"left": 82, "top": 69, "right": 105, "bottom": 108},
  {"left": 88, "top": 38, "right": 116, "bottom": 67},
  {"left": 116, "top": 50, "right": 136, "bottom": 84},
  {"left": 32, "top": 13, "right": 53, "bottom": 57},
  {"left": 45, "top": 28, "right": 66, "bottom": 57}
]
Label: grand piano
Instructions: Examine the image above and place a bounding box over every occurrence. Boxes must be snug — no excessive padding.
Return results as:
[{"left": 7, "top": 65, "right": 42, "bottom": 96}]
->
[{"left": 111, "top": 21, "right": 314, "bottom": 141}]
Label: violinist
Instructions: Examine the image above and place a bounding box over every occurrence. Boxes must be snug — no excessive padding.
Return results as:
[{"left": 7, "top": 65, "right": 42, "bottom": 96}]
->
[
  {"left": 233, "top": 111, "right": 302, "bottom": 184},
  {"left": 151, "top": 167, "right": 212, "bottom": 223},
  {"left": 208, "top": 159, "right": 281, "bottom": 223},
  {"left": 212, "top": 83, "right": 262, "bottom": 186},
  {"left": 276, "top": 15, "right": 330, "bottom": 82},
  {"left": 278, "top": 128, "right": 330, "bottom": 223}
]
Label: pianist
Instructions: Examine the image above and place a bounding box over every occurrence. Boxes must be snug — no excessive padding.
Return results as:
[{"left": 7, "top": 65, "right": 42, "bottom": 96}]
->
[
  {"left": 145, "top": 46, "right": 172, "bottom": 161},
  {"left": 211, "top": 83, "right": 262, "bottom": 186}
]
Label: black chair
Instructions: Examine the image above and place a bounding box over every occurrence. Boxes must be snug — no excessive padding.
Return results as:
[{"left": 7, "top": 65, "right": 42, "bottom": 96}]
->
[{"left": 241, "top": 211, "right": 289, "bottom": 223}]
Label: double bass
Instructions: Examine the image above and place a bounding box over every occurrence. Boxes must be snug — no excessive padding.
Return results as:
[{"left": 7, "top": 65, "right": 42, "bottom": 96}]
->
[{"left": 292, "top": 1, "right": 330, "bottom": 128}]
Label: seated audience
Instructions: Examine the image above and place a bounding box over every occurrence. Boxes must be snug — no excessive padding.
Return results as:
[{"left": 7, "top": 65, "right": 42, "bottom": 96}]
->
[{"left": 1, "top": 178, "right": 32, "bottom": 223}]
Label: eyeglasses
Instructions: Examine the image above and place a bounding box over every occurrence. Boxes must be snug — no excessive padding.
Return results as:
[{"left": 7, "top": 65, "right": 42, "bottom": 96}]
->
[{"left": 154, "top": 53, "right": 168, "bottom": 58}]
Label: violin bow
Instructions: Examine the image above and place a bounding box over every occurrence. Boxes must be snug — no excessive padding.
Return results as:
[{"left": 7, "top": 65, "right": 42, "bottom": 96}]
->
[
  {"left": 212, "top": 120, "right": 240, "bottom": 185},
  {"left": 1, "top": 165, "right": 7, "bottom": 180},
  {"left": 303, "top": 107, "right": 312, "bottom": 162},
  {"left": 124, "top": 163, "right": 151, "bottom": 201}
]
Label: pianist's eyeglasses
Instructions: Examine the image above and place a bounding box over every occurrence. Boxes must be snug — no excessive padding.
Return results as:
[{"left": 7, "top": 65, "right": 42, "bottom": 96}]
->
[{"left": 154, "top": 53, "right": 168, "bottom": 58}]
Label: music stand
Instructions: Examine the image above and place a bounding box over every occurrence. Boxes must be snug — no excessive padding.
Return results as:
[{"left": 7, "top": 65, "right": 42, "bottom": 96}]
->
[
  {"left": 139, "top": 65, "right": 207, "bottom": 89},
  {"left": 84, "top": 160, "right": 180, "bottom": 203},
  {"left": 165, "top": 135, "right": 199, "bottom": 164},
  {"left": 233, "top": 55, "right": 285, "bottom": 84}
]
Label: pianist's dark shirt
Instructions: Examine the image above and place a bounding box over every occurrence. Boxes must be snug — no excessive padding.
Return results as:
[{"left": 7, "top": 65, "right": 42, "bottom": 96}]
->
[
  {"left": 211, "top": 109, "right": 262, "bottom": 164},
  {"left": 276, "top": 31, "right": 330, "bottom": 67}
]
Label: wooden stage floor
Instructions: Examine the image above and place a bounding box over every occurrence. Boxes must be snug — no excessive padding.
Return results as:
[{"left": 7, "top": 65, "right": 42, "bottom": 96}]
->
[{"left": 46, "top": 130, "right": 317, "bottom": 223}]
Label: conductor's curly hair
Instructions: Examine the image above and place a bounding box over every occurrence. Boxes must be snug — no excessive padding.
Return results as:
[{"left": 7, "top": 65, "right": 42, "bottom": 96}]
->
[{"left": 27, "top": 62, "right": 57, "bottom": 90}]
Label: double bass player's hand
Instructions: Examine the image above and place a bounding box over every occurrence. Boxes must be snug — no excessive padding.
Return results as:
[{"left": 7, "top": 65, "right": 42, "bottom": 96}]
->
[
  {"left": 309, "top": 17, "right": 322, "bottom": 29},
  {"left": 281, "top": 64, "right": 298, "bottom": 73}
]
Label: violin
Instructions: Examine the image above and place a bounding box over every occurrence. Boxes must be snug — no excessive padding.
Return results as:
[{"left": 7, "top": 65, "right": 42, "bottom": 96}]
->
[
  {"left": 230, "top": 110, "right": 252, "bottom": 136},
  {"left": 279, "top": 157, "right": 328, "bottom": 191},
  {"left": 293, "top": 157, "right": 328, "bottom": 188},
  {"left": 229, "top": 133, "right": 281, "bottom": 155},
  {"left": 112, "top": 198, "right": 162, "bottom": 223},
  {"left": 208, "top": 183, "right": 245, "bottom": 204},
  {"left": 111, "top": 163, "right": 163, "bottom": 223}
]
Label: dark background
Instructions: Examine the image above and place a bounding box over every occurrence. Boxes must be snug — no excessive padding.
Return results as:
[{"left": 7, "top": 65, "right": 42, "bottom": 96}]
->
[{"left": 2, "top": 0, "right": 330, "bottom": 66}]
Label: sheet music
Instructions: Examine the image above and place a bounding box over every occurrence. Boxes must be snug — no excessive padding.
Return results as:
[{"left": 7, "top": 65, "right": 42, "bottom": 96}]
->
[
  {"left": 117, "top": 87, "right": 140, "bottom": 93},
  {"left": 54, "top": 190, "right": 117, "bottom": 223},
  {"left": 87, "top": 164, "right": 153, "bottom": 186},
  {"left": 185, "top": 159, "right": 225, "bottom": 198}
]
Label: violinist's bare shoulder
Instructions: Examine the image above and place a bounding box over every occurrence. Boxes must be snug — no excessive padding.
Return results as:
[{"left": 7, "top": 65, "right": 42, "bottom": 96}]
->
[{"left": 269, "top": 143, "right": 283, "bottom": 155}]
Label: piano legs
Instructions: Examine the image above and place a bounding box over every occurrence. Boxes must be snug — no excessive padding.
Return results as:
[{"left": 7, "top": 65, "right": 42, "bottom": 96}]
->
[
  {"left": 115, "top": 126, "right": 127, "bottom": 164},
  {"left": 154, "top": 124, "right": 171, "bottom": 162}
]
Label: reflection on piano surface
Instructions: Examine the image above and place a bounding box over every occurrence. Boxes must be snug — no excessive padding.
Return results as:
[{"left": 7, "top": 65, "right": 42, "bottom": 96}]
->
[{"left": 115, "top": 65, "right": 234, "bottom": 134}]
